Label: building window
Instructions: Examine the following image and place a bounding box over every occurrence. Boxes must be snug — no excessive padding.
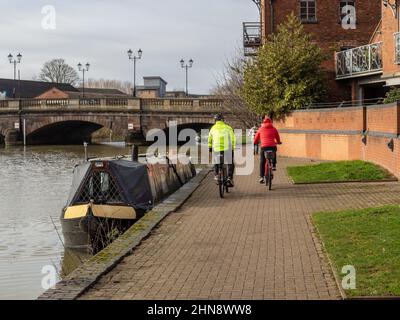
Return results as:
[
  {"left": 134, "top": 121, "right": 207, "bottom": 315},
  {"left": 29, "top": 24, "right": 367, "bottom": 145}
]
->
[
  {"left": 340, "top": 1, "right": 355, "bottom": 23},
  {"left": 300, "top": 0, "right": 317, "bottom": 23}
]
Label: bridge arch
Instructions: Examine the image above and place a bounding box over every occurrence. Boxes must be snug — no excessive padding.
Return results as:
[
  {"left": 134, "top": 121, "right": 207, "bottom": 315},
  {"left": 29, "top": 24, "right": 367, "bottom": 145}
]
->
[
  {"left": 144, "top": 117, "right": 215, "bottom": 145},
  {"left": 27, "top": 120, "right": 104, "bottom": 145}
]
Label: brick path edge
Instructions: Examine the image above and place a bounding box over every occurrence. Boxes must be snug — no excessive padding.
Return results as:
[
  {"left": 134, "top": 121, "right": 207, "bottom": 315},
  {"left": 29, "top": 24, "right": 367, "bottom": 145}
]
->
[
  {"left": 37, "top": 168, "right": 211, "bottom": 300},
  {"left": 309, "top": 214, "right": 347, "bottom": 300}
]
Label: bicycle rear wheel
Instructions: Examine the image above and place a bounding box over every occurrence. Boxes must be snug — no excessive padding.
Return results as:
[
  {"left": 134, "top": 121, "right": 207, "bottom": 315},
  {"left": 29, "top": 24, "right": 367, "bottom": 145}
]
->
[
  {"left": 224, "top": 167, "right": 229, "bottom": 193},
  {"left": 265, "top": 160, "right": 273, "bottom": 190},
  {"left": 268, "top": 166, "right": 273, "bottom": 190},
  {"left": 219, "top": 169, "right": 225, "bottom": 198},
  {"left": 265, "top": 161, "right": 270, "bottom": 187}
]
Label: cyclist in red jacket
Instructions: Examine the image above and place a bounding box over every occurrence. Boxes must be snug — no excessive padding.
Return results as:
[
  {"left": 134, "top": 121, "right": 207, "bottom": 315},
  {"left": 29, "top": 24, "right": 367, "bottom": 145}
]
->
[{"left": 254, "top": 117, "right": 282, "bottom": 183}]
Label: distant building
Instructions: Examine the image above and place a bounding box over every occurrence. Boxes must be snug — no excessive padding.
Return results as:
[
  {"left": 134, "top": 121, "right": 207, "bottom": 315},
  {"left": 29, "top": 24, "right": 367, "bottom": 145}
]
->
[
  {"left": 36, "top": 87, "right": 128, "bottom": 99},
  {"left": 136, "top": 77, "right": 168, "bottom": 98},
  {"left": 0, "top": 78, "right": 77, "bottom": 99},
  {"left": 136, "top": 76, "right": 211, "bottom": 99},
  {"left": 164, "top": 90, "right": 187, "bottom": 98}
]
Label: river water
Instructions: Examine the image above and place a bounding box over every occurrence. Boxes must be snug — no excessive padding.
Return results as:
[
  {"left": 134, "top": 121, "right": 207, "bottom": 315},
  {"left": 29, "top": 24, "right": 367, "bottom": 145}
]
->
[{"left": 0, "top": 143, "right": 132, "bottom": 300}]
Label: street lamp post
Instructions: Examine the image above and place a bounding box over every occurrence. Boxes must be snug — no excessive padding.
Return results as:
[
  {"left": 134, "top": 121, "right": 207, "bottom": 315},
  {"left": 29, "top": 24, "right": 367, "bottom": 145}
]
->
[
  {"left": 78, "top": 62, "right": 90, "bottom": 98},
  {"left": 8, "top": 53, "right": 22, "bottom": 99},
  {"left": 180, "top": 59, "right": 194, "bottom": 97},
  {"left": 127, "top": 49, "right": 143, "bottom": 97}
]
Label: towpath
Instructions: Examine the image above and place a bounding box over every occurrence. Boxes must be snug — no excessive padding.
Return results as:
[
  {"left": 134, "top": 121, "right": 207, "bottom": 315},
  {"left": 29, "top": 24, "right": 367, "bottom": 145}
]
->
[{"left": 80, "top": 157, "right": 400, "bottom": 300}]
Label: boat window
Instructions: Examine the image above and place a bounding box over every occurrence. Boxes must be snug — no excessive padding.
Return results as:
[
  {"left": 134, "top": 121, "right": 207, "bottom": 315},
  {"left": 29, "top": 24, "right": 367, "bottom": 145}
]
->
[
  {"left": 75, "top": 171, "right": 124, "bottom": 204},
  {"left": 100, "top": 172, "right": 110, "bottom": 193}
]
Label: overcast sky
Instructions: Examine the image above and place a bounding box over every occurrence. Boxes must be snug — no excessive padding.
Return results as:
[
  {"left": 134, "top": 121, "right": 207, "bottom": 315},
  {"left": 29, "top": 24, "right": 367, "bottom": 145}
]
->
[{"left": 0, "top": 0, "right": 258, "bottom": 94}]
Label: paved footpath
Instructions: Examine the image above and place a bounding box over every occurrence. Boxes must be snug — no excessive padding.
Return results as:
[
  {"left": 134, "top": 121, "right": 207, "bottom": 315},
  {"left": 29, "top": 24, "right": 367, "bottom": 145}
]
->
[{"left": 80, "top": 157, "right": 400, "bottom": 300}]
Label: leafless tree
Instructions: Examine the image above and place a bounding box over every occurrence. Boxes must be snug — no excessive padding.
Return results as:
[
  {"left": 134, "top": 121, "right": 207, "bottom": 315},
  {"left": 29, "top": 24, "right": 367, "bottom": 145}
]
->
[
  {"left": 213, "top": 49, "right": 260, "bottom": 129},
  {"left": 86, "top": 78, "right": 134, "bottom": 95},
  {"left": 39, "top": 58, "right": 80, "bottom": 86}
]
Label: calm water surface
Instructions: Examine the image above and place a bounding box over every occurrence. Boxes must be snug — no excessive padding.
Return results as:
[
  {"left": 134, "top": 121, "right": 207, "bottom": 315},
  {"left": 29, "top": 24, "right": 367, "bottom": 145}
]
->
[{"left": 0, "top": 143, "right": 131, "bottom": 300}]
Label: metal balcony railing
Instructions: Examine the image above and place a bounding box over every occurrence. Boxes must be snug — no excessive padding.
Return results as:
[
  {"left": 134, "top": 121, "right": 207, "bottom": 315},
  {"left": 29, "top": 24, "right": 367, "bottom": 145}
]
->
[
  {"left": 395, "top": 33, "right": 400, "bottom": 65},
  {"left": 243, "top": 22, "right": 262, "bottom": 57},
  {"left": 336, "top": 42, "right": 383, "bottom": 79}
]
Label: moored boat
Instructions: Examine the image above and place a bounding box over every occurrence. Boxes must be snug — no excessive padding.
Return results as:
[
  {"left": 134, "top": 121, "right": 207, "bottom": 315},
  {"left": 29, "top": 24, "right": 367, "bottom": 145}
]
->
[{"left": 61, "top": 154, "right": 196, "bottom": 253}]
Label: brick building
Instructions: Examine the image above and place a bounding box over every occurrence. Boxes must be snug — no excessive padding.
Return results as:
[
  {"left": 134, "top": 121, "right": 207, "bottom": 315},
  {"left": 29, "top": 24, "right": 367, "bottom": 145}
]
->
[
  {"left": 0, "top": 78, "right": 77, "bottom": 99},
  {"left": 36, "top": 87, "right": 128, "bottom": 99},
  {"left": 244, "top": 0, "right": 382, "bottom": 103},
  {"left": 335, "top": 2, "right": 400, "bottom": 104}
]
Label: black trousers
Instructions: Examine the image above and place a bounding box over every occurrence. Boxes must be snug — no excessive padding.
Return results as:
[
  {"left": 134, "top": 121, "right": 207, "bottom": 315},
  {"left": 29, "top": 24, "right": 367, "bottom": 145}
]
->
[
  {"left": 214, "top": 151, "right": 235, "bottom": 179},
  {"left": 254, "top": 144, "right": 259, "bottom": 155},
  {"left": 260, "top": 146, "right": 277, "bottom": 177}
]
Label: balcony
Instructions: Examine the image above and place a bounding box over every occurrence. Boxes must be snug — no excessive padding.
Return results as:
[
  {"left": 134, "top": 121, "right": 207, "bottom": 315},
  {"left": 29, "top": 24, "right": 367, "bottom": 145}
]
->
[
  {"left": 395, "top": 33, "right": 400, "bottom": 64},
  {"left": 243, "top": 22, "right": 262, "bottom": 57},
  {"left": 336, "top": 42, "right": 383, "bottom": 79}
]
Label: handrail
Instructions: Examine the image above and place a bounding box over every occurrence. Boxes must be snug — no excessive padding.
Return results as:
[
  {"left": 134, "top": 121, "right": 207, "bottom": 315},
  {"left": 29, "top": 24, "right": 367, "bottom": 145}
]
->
[
  {"left": 336, "top": 42, "right": 383, "bottom": 79},
  {"left": 0, "top": 98, "right": 224, "bottom": 110}
]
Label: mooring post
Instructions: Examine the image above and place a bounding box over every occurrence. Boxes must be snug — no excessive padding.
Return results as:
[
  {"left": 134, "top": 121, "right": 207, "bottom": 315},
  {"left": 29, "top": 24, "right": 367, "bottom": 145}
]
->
[
  {"left": 23, "top": 118, "right": 26, "bottom": 146},
  {"left": 83, "top": 142, "right": 88, "bottom": 161},
  {"left": 131, "top": 144, "right": 139, "bottom": 162}
]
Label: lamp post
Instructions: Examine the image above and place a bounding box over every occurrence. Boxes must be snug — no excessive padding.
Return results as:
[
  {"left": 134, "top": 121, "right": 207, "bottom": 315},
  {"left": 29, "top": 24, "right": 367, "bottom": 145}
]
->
[
  {"left": 8, "top": 53, "right": 22, "bottom": 99},
  {"left": 127, "top": 48, "right": 143, "bottom": 97},
  {"left": 180, "top": 58, "right": 194, "bottom": 96},
  {"left": 78, "top": 62, "right": 90, "bottom": 98}
]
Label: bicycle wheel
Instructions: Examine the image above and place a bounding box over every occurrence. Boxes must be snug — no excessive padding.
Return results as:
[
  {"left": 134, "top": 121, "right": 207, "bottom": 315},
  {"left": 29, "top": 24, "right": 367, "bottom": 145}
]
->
[
  {"left": 219, "top": 168, "right": 225, "bottom": 198},
  {"left": 224, "top": 167, "right": 229, "bottom": 194},
  {"left": 268, "top": 165, "right": 273, "bottom": 190},
  {"left": 265, "top": 160, "right": 270, "bottom": 187}
]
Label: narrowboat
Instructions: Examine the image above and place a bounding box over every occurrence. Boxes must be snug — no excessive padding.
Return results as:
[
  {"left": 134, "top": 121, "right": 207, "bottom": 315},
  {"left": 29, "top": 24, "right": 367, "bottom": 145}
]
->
[{"left": 61, "top": 154, "right": 196, "bottom": 253}]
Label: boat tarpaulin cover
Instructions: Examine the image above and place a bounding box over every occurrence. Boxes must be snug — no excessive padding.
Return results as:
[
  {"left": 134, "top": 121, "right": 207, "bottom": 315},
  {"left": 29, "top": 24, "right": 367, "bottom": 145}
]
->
[
  {"left": 65, "top": 160, "right": 153, "bottom": 212},
  {"left": 65, "top": 162, "right": 91, "bottom": 208},
  {"left": 108, "top": 160, "right": 153, "bottom": 211}
]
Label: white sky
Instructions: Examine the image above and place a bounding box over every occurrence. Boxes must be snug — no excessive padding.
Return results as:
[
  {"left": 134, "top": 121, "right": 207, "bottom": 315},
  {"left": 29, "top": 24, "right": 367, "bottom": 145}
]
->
[{"left": 0, "top": 0, "right": 259, "bottom": 94}]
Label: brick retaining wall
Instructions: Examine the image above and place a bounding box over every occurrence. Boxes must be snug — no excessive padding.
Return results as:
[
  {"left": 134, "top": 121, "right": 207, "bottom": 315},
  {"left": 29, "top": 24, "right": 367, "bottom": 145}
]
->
[{"left": 275, "top": 103, "right": 400, "bottom": 177}]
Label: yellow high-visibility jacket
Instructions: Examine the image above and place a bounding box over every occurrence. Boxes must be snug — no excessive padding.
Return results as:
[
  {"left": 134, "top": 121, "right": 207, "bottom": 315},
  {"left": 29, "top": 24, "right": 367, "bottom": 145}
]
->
[{"left": 208, "top": 121, "right": 236, "bottom": 152}]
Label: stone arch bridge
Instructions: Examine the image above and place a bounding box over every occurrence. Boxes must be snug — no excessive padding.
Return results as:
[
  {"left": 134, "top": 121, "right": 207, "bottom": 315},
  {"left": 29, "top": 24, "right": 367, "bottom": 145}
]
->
[{"left": 0, "top": 98, "right": 241, "bottom": 145}]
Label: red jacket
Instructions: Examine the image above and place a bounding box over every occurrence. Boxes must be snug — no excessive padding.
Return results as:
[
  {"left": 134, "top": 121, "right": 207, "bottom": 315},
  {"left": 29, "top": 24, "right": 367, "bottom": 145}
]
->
[{"left": 254, "top": 119, "right": 281, "bottom": 148}]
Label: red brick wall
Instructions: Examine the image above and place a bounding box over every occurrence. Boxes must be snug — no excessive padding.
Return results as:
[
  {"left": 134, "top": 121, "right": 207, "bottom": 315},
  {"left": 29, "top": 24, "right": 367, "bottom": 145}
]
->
[
  {"left": 366, "top": 104, "right": 399, "bottom": 135},
  {"left": 36, "top": 88, "right": 69, "bottom": 99},
  {"left": 278, "top": 103, "right": 400, "bottom": 177},
  {"left": 380, "top": 5, "right": 400, "bottom": 76},
  {"left": 261, "top": 0, "right": 381, "bottom": 102},
  {"left": 275, "top": 107, "right": 364, "bottom": 131}
]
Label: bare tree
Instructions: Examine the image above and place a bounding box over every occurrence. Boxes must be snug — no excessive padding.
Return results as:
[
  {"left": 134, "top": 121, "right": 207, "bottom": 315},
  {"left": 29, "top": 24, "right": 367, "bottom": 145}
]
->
[
  {"left": 86, "top": 78, "right": 134, "bottom": 95},
  {"left": 39, "top": 59, "right": 80, "bottom": 86},
  {"left": 213, "top": 49, "right": 259, "bottom": 128}
]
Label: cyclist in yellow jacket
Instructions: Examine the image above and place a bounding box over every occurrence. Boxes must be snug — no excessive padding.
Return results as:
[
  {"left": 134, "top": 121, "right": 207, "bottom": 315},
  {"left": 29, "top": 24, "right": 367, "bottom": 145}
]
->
[{"left": 208, "top": 114, "right": 236, "bottom": 187}]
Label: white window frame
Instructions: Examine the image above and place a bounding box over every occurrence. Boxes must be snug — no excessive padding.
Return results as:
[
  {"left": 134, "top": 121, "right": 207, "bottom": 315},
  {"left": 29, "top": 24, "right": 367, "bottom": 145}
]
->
[
  {"left": 340, "top": 0, "right": 356, "bottom": 23},
  {"left": 300, "top": 0, "right": 317, "bottom": 23}
]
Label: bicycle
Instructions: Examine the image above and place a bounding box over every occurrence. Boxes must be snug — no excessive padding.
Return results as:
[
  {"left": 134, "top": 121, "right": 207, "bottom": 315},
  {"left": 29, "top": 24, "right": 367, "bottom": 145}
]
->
[
  {"left": 215, "top": 153, "right": 230, "bottom": 198},
  {"left": 263, "top": 150, "right": 276, "bottom": 191}
]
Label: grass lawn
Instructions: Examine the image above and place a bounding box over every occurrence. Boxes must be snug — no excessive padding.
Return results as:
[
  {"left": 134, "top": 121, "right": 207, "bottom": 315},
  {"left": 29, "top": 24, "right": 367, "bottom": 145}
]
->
[
  {"left": 314, "top": 205, "right": 400, "bottom": 297},
  {"left": 287, "top": 160, "right": 393, "bottom": 184}
]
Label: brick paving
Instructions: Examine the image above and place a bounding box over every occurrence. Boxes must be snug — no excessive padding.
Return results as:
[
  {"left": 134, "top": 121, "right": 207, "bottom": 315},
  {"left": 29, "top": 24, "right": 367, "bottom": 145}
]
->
[{"left": 80, "top": 157, "right": 400, "bottom": 300}]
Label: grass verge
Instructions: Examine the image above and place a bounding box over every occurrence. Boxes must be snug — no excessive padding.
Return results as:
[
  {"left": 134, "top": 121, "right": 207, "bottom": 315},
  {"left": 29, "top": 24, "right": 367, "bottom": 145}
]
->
[
  {"left": 313, "top": 205, "right": 400, "bottom": 297},
  {"left": 287, "top": 160, "right": 394, "bottom": 184}
]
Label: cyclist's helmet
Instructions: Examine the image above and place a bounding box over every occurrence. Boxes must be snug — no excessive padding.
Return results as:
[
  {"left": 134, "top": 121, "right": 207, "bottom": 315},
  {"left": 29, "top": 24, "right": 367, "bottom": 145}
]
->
[{"left": 214, "top": 113, "right": 224, "bottom": 122}]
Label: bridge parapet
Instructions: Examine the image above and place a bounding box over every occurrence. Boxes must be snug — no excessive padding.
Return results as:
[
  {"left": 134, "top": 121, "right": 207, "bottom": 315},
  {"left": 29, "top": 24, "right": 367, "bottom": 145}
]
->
[
  {"left": 0, "top": 100, "right": 20, "bottom": 112},
  {"left": 141, "top": 98, "right": 224, "bottom": 113},
  {"left": 0, "top": 98, "right": 224, "bottom": 113},
  {"left": 0, "top": 98, "right": 141, "bottom": 112}
]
